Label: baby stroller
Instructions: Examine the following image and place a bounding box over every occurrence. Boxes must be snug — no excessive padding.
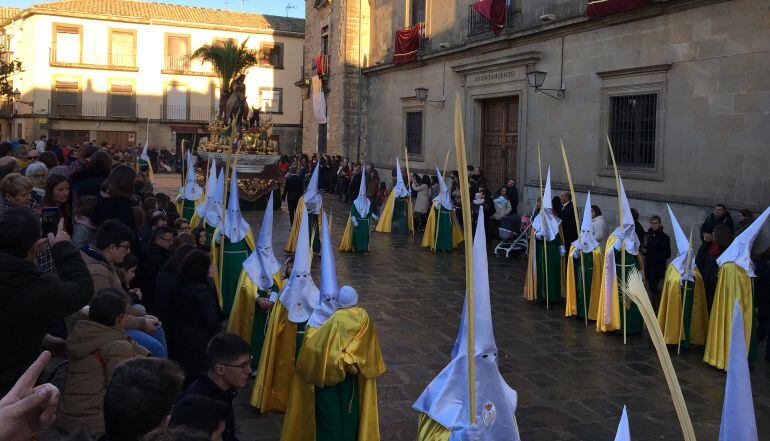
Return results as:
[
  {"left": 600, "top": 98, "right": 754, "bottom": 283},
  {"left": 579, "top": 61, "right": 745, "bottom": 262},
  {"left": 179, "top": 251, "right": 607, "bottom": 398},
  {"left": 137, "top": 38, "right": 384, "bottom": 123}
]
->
[{"left": 494, "top": 214, "right": 531, "bottom": 259}]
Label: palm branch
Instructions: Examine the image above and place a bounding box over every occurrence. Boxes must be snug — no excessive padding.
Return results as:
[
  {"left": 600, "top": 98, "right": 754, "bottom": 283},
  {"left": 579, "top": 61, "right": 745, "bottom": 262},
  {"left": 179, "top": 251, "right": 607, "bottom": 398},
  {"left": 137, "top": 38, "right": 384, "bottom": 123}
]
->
[{"left": 191, "top": 38, "right": 262, "bottom": 94}]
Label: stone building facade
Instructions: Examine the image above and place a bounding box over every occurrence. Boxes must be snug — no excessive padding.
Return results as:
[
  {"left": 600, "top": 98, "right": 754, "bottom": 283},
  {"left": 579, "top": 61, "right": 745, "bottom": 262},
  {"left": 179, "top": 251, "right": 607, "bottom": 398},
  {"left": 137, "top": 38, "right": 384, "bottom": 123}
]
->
[{"left": 300, "top": 0, "right": 769, "bottom": 235}]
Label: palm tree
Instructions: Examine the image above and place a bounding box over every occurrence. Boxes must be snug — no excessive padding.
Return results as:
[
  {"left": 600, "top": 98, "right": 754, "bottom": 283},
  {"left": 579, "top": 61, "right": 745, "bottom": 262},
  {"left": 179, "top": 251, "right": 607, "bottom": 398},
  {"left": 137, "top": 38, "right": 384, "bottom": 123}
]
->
[{"left": 191, "top": 38, "right": 261, "bottom": 103}]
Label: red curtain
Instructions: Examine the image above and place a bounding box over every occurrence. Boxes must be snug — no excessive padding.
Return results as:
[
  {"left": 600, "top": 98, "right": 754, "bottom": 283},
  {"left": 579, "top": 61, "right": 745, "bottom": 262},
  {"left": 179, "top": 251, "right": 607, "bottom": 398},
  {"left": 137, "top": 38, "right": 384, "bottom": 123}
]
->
[
  {"left": 313, "top": 53, "right": 326, "bottom": 76},
  {"left": 586, "top": 0, "right": 651, "bottom": 17},
  {"left": 471, "top": 0, "right": 506, "bottom": 35},
  {"left": 393, "top": 23, "right": 421, "bottom": 65}
]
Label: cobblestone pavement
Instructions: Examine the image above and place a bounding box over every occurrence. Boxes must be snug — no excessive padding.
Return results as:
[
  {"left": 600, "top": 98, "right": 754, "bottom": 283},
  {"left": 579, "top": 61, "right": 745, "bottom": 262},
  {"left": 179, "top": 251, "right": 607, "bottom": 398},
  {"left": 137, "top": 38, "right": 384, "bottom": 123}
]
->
[
  {"left": 235, "top": 195, "right": 769, "bottom": 441},
  {"left": 39, "top": 176, "right": 770, "bottom": 440}
]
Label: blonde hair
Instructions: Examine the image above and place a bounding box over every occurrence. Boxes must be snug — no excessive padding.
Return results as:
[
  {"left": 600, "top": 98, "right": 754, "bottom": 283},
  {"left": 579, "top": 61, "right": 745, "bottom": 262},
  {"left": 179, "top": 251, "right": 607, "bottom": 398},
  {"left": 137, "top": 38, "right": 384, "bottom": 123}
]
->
[{"left": 0, "top": 173, "right": 32, "bottom": 197}]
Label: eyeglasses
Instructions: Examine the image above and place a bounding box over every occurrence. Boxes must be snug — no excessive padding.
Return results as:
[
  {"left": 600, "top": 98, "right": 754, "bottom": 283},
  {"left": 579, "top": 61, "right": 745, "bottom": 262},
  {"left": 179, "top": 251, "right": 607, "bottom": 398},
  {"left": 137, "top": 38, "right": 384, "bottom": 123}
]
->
[
  {"left": 219, "top": 356, "right": 252, "bottom": 371},
  {"left": 117, "top": 243, "right": 131, "bottom": 250}
]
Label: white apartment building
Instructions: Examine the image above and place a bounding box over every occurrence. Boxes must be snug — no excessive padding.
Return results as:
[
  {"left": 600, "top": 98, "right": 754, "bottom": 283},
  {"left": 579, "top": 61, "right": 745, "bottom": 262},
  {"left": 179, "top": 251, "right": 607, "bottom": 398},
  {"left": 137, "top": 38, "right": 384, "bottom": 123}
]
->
[{"left": 0, "top": 0, "right": 304, "bottom": 153}]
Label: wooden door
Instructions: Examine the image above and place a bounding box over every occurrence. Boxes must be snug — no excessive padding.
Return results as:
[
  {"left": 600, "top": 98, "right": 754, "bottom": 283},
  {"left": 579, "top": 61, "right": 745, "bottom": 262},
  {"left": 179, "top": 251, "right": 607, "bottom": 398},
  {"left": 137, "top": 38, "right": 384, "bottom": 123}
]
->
[{"left": 482, "top": 97, "right": 519, "bottom": 190}]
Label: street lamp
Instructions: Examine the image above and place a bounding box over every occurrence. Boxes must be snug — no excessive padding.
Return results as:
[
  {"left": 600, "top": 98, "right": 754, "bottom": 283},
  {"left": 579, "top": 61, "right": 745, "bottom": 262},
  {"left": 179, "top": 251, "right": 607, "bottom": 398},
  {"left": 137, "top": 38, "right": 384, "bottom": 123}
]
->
[
  {"left": 526, "top": 70, "right": 566, "bottom": 100},
  {"left": 414, "top": 86, "right": 445, "bottom": 109},
  {"left": 12, "top": 88, "right": 33, "bottom": 105}
]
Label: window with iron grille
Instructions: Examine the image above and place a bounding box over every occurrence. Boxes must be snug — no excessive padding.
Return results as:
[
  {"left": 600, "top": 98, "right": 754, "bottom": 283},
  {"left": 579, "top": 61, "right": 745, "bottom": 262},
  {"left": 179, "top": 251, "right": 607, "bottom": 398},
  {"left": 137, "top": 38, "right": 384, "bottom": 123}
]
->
[
  {"left": 608, "top": 93, "right": 657, "bottom": 168},
  {"left": 109, "top": 82, "right": 134, "bottom": 117},
  {"left": 405, "top": 111, "right": 423, "bottom": 155},
  {"left": 318, "top": 123, "right": 327, "bottom": 153},
  {"left": 260, "top": 42, "right": 284, "bottom": 69},
  {"left": 52, "top": 80, "right": 79, "bottom": 116}
]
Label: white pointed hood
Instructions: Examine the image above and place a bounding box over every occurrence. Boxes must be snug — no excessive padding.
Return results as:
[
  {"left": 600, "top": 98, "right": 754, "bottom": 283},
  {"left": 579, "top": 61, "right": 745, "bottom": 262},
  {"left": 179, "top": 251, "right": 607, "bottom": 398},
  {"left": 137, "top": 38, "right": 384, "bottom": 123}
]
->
[
  {"left": 222, "top": 168, "right": 250, "bottom": 243},
  {"left": 413, "top": 207, "right": 520, "bottom": 440},
  {"left": 717, "top": 205, "right": 770, "bottom": 277},
  {"left": 304, "top": 163, "right": 320, "bottom": 201},
  {"left": 140, "top": 142, "right": 150, "bottom": 162},
  {"left": 353, "top": 165, "right": 371, "bottom": 218},
  {"left": 242, "top": 192, "right": 281, "bottom": 290},
  {"left": 532, "top": 167, "right": 561, "bottom": 241},
  {"left": 667, "top": 204, "right": 695, "bottom": 276},
  {"left": 432, "top": 165, "right": 453, "bottom": 210},
  {"left": 195, "top": 159, "right": 218, "bottom": 218},
  {"left": 572, "top": 192, "right": 599, "bottom": 254},
  {"left": 393, "top": 157, "right": 409, "bottom": 198},
  {"left": 718, "top": 300, "right": 758, "bottom": 441},
  {"left": 307, "top": 213, "right": 340, "bottom": 328},
  {"left": 611, "top": 177, "right": 640, "bottom": 255},
  {"left": 200, "top": 168, "right": 225, "bottom": 229},
  {"left": 279, "top": 205, "right": 320, "bottom": 323},
  {"left": 614, "top": 406, "right": 631, "bottom": 441},
  {"left": 180, "top": 150, "right": 204, "bottom": 201}
]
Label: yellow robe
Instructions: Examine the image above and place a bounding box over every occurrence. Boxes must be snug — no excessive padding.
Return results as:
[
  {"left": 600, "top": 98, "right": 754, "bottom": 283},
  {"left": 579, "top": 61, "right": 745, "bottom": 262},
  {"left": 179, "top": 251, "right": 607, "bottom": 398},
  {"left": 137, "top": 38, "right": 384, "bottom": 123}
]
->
[
  {"left": 657, "top": 266, "right": 708, "bottom": 346},
  {"left": 523, "top": 228, "right": 537, "bottom": 301},
  {"left": 284, "top": 196, "right": 323, "bottom": 253},
  {"left": 704, "top": 262, "right": 754, "bottom": 370},
  {"left": 420, "top": 205, "right": 463, "bottom": 250},
  {"left": 375, "top": 191, "right": 414, "bottom": 233},
  {"left": 564, "top": 245, "right": 604, "bottom": 320},
  {"left": 595, "top": 235, "right": 644, "bottom": 333},
  {"left": 249, "top": 299, "right": 298, "bottom": 413},
  {"left": 338, "top": 216, "right": 355, "bottom": 253},
  {"left": 280, "top": 307, "right": 386, "bottom": 441},
  {"left": 227, "top": 271, "right": 286, "bottom": 342},
  {"left": 210, "top": 228, "right": 256, "bottom": 308},
  {"left": 416, "top": 413, "right": 451, "bottom": 441}
]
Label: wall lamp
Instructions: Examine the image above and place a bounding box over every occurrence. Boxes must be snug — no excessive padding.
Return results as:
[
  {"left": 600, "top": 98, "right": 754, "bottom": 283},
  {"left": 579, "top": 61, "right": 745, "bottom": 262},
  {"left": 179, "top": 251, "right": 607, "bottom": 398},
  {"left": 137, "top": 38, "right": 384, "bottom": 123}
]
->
[
  {"left": 526, "top": 70, "right": 566, "bottom": 100},
  {"left": 414, "top": 87, "right": 445, "bottom": 109}
]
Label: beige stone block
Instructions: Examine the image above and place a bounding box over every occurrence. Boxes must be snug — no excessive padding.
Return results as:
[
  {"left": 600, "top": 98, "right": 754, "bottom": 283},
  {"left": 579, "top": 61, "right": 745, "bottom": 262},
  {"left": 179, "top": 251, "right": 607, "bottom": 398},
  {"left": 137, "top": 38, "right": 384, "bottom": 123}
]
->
[{"left": 733, "top": 93, "right": 760, "bottom": 114}]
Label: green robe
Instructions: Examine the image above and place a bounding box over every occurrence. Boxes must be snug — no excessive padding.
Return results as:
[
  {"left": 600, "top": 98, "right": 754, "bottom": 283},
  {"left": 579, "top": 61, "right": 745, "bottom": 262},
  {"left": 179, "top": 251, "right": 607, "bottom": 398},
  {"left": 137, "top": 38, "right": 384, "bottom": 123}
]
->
[
  {"left": 308, "top": 213, "right": 321, "bottom": 254},
  {"left": 181, "top": 199, "right": 196, "bottom": 223},
  {"left": 615, "top": 249, "right": 643, "bottom": 334},
  {"left": 137, "top": 158, "right": 150, "bottom": 174},
  {"left": 678, "top": 281, "right": 696, "bottom": 350},
  {"left": 350, "top": 204, "right": 373, "bottom": 252},
  {"left": 204, "top": 222, "right": 216, "bottom": 247},
  {"left": 250, "top": 283, "right": 279, "bottom": 370},
  {"left": 392, "top": 197, "right": 408, "bottom": 234},
  {"left": 295, "top": 321, "right": 306, "bottom": 360},
  {"left": 315, "top": 374, "right": 359, "bottom": 441},
  {"left": 573, "top": 251, "right": 594, "bottom": 319},
  {"left": 221, "top": 237, "right": 249, "bottom": 316},
  {"left": 434, "top": 206, "right": 454, "bottom": 252},
  {"left": 536, "top": 236, "right": 563, "bottom": 304}
]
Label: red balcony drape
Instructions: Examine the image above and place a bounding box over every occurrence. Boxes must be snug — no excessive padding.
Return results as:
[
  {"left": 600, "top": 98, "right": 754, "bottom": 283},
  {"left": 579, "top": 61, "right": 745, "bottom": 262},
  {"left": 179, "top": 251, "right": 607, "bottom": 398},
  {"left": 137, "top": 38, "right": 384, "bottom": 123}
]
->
[
  {"left": 393, "top": 23, "right": 421, "bottom": 65},
  {"left": 586, "top": 0, "right": 651, "bottom": 17},
  {"left": 471, "top": 0, "right": 506, "bottom": 35},
  {"left": 313, "top": 53, "right": 326, "bottom": 76}
]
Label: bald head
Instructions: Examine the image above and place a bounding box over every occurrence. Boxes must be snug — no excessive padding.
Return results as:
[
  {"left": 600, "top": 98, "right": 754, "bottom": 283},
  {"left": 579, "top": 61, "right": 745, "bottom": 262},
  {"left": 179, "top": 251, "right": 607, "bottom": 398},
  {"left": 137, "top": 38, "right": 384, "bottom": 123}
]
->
[{"left": 560, "top": 191, "right": 571, "bottom": 205}]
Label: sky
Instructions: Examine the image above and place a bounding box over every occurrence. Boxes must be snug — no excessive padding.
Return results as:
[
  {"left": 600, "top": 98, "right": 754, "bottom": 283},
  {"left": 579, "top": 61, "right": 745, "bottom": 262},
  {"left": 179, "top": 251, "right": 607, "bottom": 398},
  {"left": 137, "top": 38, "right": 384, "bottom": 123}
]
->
[{"left": 1, "top": 0, "right": 305, "bottom": 18}]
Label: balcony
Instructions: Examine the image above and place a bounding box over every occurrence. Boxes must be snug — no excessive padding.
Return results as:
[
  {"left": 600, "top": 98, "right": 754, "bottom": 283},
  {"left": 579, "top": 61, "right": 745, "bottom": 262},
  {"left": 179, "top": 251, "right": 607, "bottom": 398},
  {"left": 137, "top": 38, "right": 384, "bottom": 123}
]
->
[
  {"left": 49, "top": 100, "right": 138, "bottom": 119},
  {"left": 0, "top": 100, "right": 13, "bottom": 117},
  {"left": 49, "top": 48, "right": 138, "bottom": 71},
  {"left": 161, "top": 105, "right": 215, "bottom": 122},
  {"left": 467, "top": 0, "right": 519, "bottom": 39},
  {"left": 162, "top": 56, "right": 214, "bottom": 76}
]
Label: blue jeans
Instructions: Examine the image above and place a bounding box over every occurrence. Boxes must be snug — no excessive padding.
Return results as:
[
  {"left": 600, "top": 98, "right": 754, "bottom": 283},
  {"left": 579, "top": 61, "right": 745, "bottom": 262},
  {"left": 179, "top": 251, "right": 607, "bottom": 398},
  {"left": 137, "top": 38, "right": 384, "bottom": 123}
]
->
[{"left": 127, "top": 326, "right": 168, "bottom": 358}]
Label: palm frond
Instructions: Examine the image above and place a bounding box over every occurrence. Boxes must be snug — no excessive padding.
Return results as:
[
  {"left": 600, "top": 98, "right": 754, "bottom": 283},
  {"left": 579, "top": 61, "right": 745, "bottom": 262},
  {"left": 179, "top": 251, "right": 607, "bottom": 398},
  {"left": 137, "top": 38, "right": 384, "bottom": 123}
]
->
[{"left": 190, "top": 38, "right": 262, "bottom": 92}]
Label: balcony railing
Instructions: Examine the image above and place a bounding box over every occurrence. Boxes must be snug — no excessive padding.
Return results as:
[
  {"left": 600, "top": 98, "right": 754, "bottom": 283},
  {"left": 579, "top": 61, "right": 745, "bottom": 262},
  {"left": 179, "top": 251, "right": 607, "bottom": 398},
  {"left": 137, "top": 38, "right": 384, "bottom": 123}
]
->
[
  {"left": 49, "top": 100, "right": 138, "bottom": 118},
  {"left": 162, "top": 56, "right": 213, "bottom": 75},
  {"left": 50, "top": 48, "right": 137, "bottom": 69},
  {"left": 162, "top": 105, "right": 215, "bottom": 122},
  {"left": 467, "top": 0, "right": 518, "bottom": 38}
]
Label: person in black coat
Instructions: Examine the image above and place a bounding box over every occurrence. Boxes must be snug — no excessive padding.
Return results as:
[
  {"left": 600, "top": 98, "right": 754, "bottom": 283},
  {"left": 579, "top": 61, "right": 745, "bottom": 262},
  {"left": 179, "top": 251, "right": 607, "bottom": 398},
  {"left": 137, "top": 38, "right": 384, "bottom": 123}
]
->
[
  {"left": 154, "top": 244, "right": 196, "bottom": 351},
  {"left": 283, "top": 167, "right": 304, "bottom": 227},
  {"left": 137, "top": 226, "right": 173, "bottom": 313},
  {"left": 505, "top": 178, "right": 519, "bottom": 214},
  {"left": 177, "top": 333, "right": 251, "bottom": 441},
  {"left": 69, "top": 150, "right": 111, "bottom": 201},
  {"left": 348, "top": 166, "right": 362, "bottom": 203},
  {"left": 168, "top": 250, "right": 223, "bottom": 381},
  {"left": 695, "top": 203, "right": 735, "bottom": 270},
  {"left": 559, "top": 192, "right": 578, "bottom": 247},
  {"left": 640, "top": 215, "right": 671, "bottom": 296},
  {"left": 0, "top": 208, "right": 94, "bottom": 394}
]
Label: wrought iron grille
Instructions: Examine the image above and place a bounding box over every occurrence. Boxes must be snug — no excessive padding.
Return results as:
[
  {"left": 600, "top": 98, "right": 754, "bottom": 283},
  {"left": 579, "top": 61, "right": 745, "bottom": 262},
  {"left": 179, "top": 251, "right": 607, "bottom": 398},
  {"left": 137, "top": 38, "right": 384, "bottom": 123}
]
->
[
  {"left": 405, "top": 111, "right": 423, "bottom": 155},
  {"left": 318, "top": 123, "right": 328, "bottom": 153},
  {"left": 608, "top": 93, "right": 657, "bottom": 168},
  {"left": 467, "top": 0, "right": 516, "bottom": 38}
]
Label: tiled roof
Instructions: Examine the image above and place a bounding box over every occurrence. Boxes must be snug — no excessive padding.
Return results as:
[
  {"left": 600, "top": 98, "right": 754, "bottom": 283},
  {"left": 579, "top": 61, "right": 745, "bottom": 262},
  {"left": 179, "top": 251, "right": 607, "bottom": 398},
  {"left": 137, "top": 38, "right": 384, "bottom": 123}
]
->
[
  {"left": 0, "top": 7, "right": 20, "bottom": 19},
  {"left": 10, "top": 0, "right": 304, "bottom": 34}
]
